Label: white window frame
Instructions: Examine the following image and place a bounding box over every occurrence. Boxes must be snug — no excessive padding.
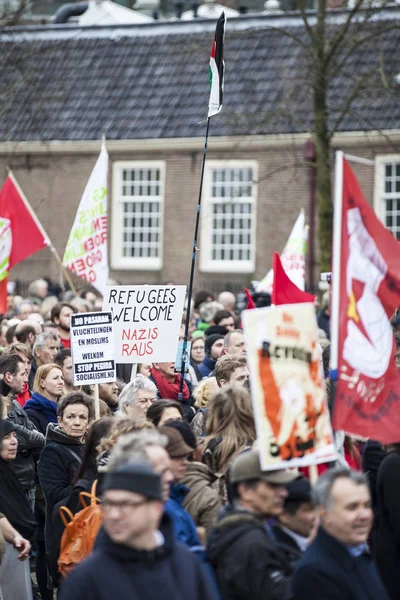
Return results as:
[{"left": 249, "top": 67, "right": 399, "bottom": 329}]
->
[
  {"left": 111, "top": 161, "right": 165, "bottom": 270},
  {"left": 200, "top": 160, "right": 258, "bottom": 273},
  {"left": 374, "top": 154, "right": 400, "bottom": 231}
]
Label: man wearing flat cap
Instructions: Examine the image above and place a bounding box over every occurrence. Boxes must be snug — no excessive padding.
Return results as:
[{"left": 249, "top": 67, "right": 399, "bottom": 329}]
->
[
  {"left": 272, "top": 477, "right": 317, "bottom": 566},
  {"left": 59, "top": 463, "right": 219, "bottom": 600},
  {"left": 207, "top": 448, "right": 297, "bottom": 600}
]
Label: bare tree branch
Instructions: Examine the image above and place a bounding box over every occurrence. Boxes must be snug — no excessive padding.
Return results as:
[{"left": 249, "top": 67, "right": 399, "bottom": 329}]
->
[
  {"left": 323, "top": 0, "right": 365, "bottom": 68},
  {"left": 328, "top": 72, "right": 372, "bottom": 138}
]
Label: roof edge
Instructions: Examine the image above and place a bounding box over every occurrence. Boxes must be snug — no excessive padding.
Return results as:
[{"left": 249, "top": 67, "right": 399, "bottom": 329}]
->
[{"left": 0, "top": 130, "right": 399, "bottom": 155}]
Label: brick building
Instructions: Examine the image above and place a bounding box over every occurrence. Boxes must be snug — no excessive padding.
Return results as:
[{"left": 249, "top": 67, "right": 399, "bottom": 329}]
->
[{"left": 0, "top": 10, "right": 399, "bottom": 293}]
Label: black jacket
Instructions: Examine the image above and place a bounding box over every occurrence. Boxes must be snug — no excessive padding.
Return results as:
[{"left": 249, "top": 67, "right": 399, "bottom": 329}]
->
[
  {"left": 291, "top": 527, "right": 389, "bottom": 600},
  {"left": 375, "top": 450, "right": 400, "bottom": 599},
  {"left": 6, "top": 398, "right": 45, "bottom": 490},
  {"left": 38, "top": 423, "right": 84, "bottom": 575},
  {"left": 207, "top": 505, "right": 293, "bottom": 600},
  {"left": 272, "top": 524, "right": 303, "bottom": 568},
  {"left": 362, "top": 439, "right": 387, "bottom": 548},
  {"left": 28, "top": 359, "right": 38, "bottom": 390},
  {"left": 59, "top": 515, "right": 220, "bottom": 600}
]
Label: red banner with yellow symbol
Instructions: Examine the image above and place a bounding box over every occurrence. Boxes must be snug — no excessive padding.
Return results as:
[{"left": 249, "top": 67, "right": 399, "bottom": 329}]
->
[{"left": 331, "top": 157, "right": 400, "bottom": 443}]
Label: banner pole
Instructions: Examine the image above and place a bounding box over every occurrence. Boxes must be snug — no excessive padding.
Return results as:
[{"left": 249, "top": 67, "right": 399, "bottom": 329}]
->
[
  {"left": 93, "top": 383, "right": 100, "bottom": 421},
  {"left": 178, "top": 117, "right": 211, "bottom": 399},
  {"left": 330, "top": 151, "right": 344, "bottom": 382}
]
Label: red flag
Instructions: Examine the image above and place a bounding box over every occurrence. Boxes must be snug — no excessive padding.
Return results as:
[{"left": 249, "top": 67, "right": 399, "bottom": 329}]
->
[
  {"left": 0, "top": 173, "right": 48, "bottom": 269},
  {"left": 244, "top": 288, "right": 256, "bottom": 310},
  {"left": 332, "top": 157, "right": 400, "bottom": 443},
  {"left": 0, "top": 278, "right": 7, "bottom": 315},
  {"left": 272, "top": 252, "right": 315, "bottom": 305}
]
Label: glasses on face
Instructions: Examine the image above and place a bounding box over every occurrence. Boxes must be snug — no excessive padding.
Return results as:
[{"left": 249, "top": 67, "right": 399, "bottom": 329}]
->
[{"left": 101, "top": 499, "right": 148, "bottom": 514}]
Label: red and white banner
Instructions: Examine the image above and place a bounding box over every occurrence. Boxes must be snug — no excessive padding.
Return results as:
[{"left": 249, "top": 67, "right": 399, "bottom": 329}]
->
[
  {"left": 272, "top": 252, "right": 315, "bottom": 306},
  {"left": 257, "top": 210, "right": 308, "bottom": 294},
  {"left": 331, "top": 153, "right": 400, "bottom": 443},
  {"left": 0, "top": 173, "right": 49, "bottom": 312}
]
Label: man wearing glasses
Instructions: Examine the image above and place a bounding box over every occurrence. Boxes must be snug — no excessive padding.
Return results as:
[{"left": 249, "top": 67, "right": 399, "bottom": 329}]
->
[{"left": 59, "top": 463, "right": 219, "bottom": 600}]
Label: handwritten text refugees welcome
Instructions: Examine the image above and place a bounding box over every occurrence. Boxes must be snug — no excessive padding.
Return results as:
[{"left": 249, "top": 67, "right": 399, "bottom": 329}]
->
[{"left": 103, "top": 285, "right": 186, "bottom": 363}]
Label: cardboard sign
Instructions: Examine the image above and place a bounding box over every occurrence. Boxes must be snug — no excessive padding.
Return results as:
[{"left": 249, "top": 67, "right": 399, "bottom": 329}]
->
[
  {"left": 71, "top": 312, "right": 116, "bottom": 385},
  {"left": 243, "top": 303, "right": 337, "bottom": 470},
  {"left": 103, "top": 285, "right": 186, "bottom": 363}
]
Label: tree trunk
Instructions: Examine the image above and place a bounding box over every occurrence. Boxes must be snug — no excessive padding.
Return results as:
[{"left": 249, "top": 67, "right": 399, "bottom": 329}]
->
[{"left": 313, "top": 65, "right": 332, "bottom": 273}]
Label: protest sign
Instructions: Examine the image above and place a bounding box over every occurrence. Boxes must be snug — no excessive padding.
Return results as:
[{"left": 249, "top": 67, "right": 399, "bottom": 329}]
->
[
  {"left": 103, "top": 285, "right": 186, "bottom": 363},
  {"left": 243, "top": 302, "right": 336, "bottom": 470},
  {"left": 71, "top": 312, "right": 116, "bottom": 385}
]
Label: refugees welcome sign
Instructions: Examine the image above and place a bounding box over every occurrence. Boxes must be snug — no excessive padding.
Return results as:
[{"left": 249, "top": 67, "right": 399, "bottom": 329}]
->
[{"left": 103, "top": 285, "right": 186, "bottom": 363}]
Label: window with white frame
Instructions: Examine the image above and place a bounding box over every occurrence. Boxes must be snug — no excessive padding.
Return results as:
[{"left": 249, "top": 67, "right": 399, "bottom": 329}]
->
[
  {"left": 200, "top": 161, "right": 257, "bottom": 273},
  {"left": 111, "top": 162, "right": 164, "bottom": 270},
  {"left": 379, "top": 158, "right": 400, "bottom": 239}
]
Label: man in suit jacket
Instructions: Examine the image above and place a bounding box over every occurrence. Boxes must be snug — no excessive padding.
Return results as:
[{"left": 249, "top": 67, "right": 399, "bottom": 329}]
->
[
  {"left": 272, "top": 477, "right": 316, "bottom": 566},
  {"left": 292, "top": 468, "right": 389, "bottom": 600}
]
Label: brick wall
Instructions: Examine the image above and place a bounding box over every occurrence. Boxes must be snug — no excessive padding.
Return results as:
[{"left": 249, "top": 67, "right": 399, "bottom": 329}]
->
[{"left": 0, "top": 138, "right": 395, "bottom": 294}]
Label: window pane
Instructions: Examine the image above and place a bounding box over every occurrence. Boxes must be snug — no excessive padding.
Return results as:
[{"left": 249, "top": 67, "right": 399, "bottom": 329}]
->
[
  {"left": 120, "top": 167, "right": 162, "bottom": 259},
  {"left": 209, "top": 167, "right": 254, "bottom": 263}
]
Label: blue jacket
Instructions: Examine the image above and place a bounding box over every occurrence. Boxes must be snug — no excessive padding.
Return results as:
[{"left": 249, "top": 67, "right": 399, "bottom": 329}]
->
[
  {"left": 24, "top": 392, "right": 58, "bottom": 435},
  {"left": 164, "top": 483, "right": 202, "bottom": 550},
  {"left": 59, "top": 515, "right": 219, "bottom": 600},
  {"left": 292, "top": 527, "right": 389, "bottom": 600},
  {"left": 197, "top": 355, "right": 216, "bottom": 379}
]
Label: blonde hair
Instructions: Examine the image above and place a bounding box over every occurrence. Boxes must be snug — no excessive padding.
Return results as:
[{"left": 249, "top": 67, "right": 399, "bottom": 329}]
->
[
  {"left": 33, "top": 363, "right": 63, "bottom": 394},
  {"left": 193, "top": 376, "right": 219, "bottom": 409},
  {"left": 96, "top": 416, "right": 154, "bottom": 455},
  {"left": 204, "top": 386, "right": 256, "bottom": 472}
]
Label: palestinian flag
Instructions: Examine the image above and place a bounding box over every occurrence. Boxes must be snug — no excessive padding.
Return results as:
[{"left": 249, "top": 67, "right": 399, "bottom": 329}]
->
[{"left": 208, "top": 12, "right": 226, "bottom": 118}]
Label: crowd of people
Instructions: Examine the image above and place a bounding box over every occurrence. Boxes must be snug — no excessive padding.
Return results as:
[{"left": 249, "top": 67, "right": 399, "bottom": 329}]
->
[{"left": 0, "top": 278, "right": 399, "bottom": 599}]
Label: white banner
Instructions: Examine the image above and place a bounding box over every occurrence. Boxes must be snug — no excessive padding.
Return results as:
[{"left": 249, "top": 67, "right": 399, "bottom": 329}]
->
[
  {"left": 71, "top": 312, "right": 116, "bottom": 385},
  {"left": 103, "top": 285, "right": 186, "bottom": 363},
  {"left": 63, "top": 143, "right": 109, "bottom": 294},
  {"left": 0, "top": 217, "right": 11, "bottom": 281},
  {"left": 257, "top": 210, "right": 308, "bottom": 294},
  {"left": 243, "top": 303, "right": 336, "bottom": 470}
]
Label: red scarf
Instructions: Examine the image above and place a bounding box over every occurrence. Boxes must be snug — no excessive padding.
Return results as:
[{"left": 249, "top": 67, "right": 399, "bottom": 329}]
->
[
  {"left": 15, "top": 382, "right": 31, "bottom": 408},
  {"left": 150, "top": 368, "right": 190, "bottom": 402}
]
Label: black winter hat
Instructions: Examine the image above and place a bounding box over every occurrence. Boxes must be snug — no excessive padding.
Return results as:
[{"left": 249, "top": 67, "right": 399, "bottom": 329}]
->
[
  {"left": 103, "top": 463, "right": 162, "bottom": 501},
  {"left": 205, "top": 333, "right": 224, "bottom": 356},
  {"left": 205, "top": 325, "right": 228, "bottom": 338},
  {"left": 285, "top": 476, "right": 312, "bottom": 504},
  {"left": 0, "top": 418, "right": 17, "bottom": 440}
]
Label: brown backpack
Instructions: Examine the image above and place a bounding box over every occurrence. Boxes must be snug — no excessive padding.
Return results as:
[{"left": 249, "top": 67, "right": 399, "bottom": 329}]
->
[{"left": 57, "top": 480, "right": 103, "bottom": 577}]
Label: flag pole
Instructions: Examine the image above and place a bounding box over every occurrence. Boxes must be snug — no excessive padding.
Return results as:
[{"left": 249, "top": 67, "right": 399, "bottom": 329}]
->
[
  {"left": 178, "top": 117, "right": 211, "bottom": 398},
  {"left": 6, "top": 168, "right": 77, "bottom": 295},
  {"left": 330, "top": 151, "right": 344, "bottom": 382}
]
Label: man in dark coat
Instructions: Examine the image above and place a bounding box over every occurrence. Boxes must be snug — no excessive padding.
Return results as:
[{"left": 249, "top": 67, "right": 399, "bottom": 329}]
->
[
  {"left": 197, "top": 334, "right": 224, "bottom": 379},
  {"left": 272, "top": 477, "right": 316, "bottom": 567},
  {"left": 292, "top": 467, "right": 389, "bottom": 600},
  {"left": 207, "top": 448, "right": 297, "bottom": 600},
  {"left": 59, "top": 463, "right": 220, "bottom": 600},
  {"left": 0, "top": 354, "right": 45, "bottom": 509}
]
